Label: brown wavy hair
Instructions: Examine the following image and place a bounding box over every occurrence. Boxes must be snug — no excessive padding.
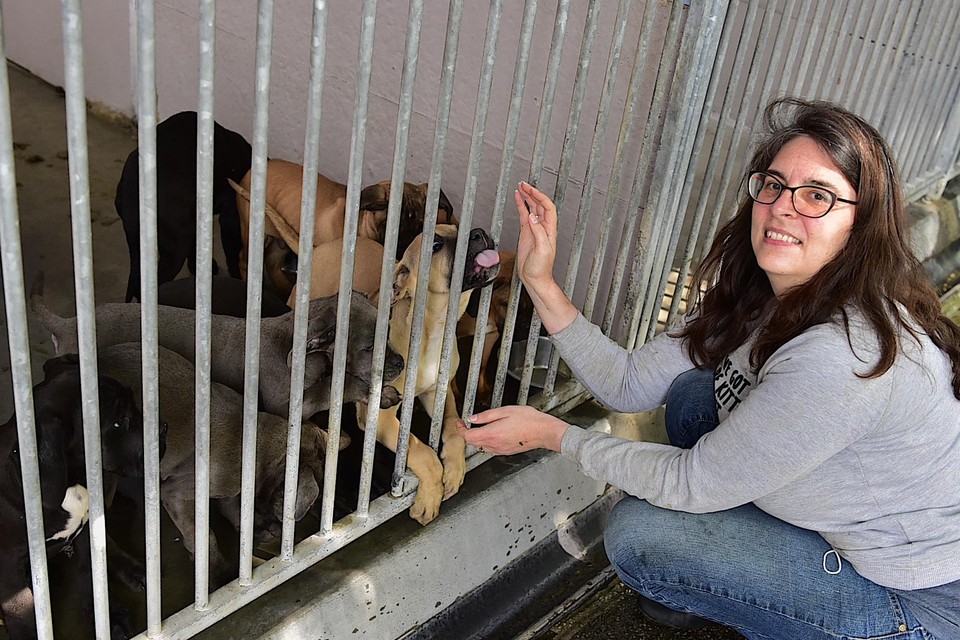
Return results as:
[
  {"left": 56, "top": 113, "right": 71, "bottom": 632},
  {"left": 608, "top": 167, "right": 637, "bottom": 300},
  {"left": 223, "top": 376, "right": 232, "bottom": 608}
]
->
[{"left": 677, "top": 97, "right": 960, "bottom": 398}]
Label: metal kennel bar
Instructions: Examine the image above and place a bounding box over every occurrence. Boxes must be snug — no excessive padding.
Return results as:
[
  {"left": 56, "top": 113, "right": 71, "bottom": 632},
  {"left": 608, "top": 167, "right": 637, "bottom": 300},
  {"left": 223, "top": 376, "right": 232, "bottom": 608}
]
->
[
  {"left": 282, "top": 0, "right": 327, "bottom": 555},
  {"left": 131, "top": 0, "right": 168, "bottom": 629},
  {"left": 356, "top": 0, "right": 420, "bottom": 518},
  {"left": 443, "top": 0, "right": 505, "bottom": 423},
  {"left": 65, "top": 1, "right": 129, "bottom": 637},
  {"left": 0, "top": 9, "right": 53, "bottom": 640},
  {"left": 493, "top": 0, "right": 601, "bottom": 410},
  {"left": 319, "top": 0, "right": 377, "bottom": 534},
  {"left": 237, "top": 0, "right": 274, "bottom": 588},
  {"left": 192, "top": 0, "right": 217, "bottom": 610}
]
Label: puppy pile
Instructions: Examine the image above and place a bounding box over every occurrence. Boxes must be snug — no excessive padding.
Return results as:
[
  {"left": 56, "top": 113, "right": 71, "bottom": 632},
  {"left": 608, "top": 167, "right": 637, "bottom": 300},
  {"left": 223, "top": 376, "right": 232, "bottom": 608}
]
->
[{"left": 2, "top": 110, "right": 510, "bottom": 638}]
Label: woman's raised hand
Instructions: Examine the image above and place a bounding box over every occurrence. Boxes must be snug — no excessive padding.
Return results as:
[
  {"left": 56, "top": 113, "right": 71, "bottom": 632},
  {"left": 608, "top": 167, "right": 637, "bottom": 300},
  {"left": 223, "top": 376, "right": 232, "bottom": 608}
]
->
[
  {"left": 514, "top": 181, "right": 558, "bottom": 293},
  {"left": 513, "top": 181, "right": 578, "bottom": 334}
]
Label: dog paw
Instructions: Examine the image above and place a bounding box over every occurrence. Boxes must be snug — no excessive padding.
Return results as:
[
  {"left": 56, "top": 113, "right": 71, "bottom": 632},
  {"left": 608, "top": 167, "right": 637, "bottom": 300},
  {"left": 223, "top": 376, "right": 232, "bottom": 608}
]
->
[
  {"left": 379, "top": 385, "right": 401, "bottom": 409},
  {"left": 440, "top": 454, "right": 466, "bottom": 501},
  {"left": 408, "top": 483, "right": 443, "bottom": 526}
]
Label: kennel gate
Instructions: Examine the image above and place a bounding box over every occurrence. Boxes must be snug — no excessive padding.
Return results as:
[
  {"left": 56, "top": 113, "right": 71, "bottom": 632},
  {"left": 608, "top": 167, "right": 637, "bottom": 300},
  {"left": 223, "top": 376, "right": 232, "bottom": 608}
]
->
[{"left": 2, "top": 0, "right": 960, "bottom": 638}]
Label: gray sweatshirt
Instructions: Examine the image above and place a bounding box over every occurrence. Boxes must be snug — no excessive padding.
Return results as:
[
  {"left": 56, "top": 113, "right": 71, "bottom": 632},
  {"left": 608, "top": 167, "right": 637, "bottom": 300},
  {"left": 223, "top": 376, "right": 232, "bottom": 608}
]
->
[{"left": 553, "top": 310, "right": 960, "bottom": 592}]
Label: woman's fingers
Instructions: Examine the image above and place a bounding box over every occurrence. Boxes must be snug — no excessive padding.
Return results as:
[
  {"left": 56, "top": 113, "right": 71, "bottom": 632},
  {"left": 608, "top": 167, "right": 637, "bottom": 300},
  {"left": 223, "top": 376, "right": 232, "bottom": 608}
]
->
[{"left": 457, "top": 405, "right": 567, "bottom": 455}]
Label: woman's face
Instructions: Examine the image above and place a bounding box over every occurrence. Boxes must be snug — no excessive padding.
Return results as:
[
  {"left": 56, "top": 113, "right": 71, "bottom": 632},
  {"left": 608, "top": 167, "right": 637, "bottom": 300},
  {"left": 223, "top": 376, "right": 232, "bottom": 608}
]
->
[{"left": 751, "top": 135, "right": 857, "bottom": 296}]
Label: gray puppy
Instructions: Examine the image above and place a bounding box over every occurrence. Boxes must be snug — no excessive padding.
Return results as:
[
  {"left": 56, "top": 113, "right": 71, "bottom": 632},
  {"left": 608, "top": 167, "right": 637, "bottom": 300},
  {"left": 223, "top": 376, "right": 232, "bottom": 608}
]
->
[
  {"left": 30, "top": 275, "right": 404, "bottom": 417},
  {"left": 98, "top": 342, "right": 346, "bottom": 587}
]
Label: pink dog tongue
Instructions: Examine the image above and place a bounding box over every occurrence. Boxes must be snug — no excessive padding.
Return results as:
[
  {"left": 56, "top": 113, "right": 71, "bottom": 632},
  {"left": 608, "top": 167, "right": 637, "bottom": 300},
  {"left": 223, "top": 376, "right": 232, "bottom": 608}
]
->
[{"left": 475, "top": 250, "right": 500, "bottom": 268}]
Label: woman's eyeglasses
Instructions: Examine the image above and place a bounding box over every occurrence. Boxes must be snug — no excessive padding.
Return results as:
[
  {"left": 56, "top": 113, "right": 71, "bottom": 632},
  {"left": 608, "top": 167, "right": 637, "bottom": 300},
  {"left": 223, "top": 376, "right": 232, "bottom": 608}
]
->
[{"left": 746, "top": 171, "right": 858, "bottom": 218}]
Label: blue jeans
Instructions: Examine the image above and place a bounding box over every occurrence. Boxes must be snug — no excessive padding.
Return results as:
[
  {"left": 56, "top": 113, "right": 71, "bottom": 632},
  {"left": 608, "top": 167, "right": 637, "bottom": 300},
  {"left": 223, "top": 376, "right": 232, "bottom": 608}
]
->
[
  {"left": 663, "top": 366, "right": 720, "bottom": 448},
  {"left": 603, "top": 368, "right": 936, "bottom": 639}
]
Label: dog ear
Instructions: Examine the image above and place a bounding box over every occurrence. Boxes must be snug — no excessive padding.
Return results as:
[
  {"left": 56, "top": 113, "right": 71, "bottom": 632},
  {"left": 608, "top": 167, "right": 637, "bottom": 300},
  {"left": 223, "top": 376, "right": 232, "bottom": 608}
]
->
[
  {"left": 316, "top": 426, "right": 351, "bottom": 453},
  {"left": 288, "top": 469, "right": 319, "bottom": 522},
  {"left": 42, "top": 354, "right": 81, "bottom": 380},
  {"left": 436, "top": 188, "right": 456, "bottom": 225},
  {"left": 305, "top": 325, "right": 338, "bottom": 353},
  {"left": 358, "top": 183, "right": 390, "bottom": 213},
  {"left": 392, "top": 263, "right": 412, "bottom": 306}
]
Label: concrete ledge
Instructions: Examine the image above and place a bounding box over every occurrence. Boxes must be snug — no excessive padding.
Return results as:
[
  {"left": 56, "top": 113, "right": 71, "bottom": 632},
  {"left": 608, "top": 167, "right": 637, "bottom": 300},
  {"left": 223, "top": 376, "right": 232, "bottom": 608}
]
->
[{"left": 197, "top": 405, "right": 614, "bottom": 639}]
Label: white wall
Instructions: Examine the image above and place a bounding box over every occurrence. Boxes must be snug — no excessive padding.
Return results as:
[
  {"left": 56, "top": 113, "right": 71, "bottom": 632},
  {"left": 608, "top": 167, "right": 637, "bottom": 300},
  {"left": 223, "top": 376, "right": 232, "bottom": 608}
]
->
[{"left": 7, "top": 0, "right": 667, "bottom": 312}]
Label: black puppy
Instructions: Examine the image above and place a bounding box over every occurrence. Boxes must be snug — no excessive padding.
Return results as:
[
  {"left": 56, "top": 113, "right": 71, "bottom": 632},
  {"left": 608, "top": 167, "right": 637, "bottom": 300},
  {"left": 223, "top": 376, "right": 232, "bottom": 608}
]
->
[
  {"left": 116, "top": 111, "right": 252, "bottom": 302},
  {"left": 157, "top": 275, "right": 290, "bottom": 318},
  {"left": 0, "top": 359, "right": 164, "bottom": 639}
]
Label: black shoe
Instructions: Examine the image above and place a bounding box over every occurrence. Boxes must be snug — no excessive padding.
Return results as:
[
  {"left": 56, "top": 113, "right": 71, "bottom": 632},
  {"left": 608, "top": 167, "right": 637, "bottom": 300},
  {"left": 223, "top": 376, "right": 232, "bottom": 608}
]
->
[{"left": 636, "top": 594, "right": 710, "bottom": 630}]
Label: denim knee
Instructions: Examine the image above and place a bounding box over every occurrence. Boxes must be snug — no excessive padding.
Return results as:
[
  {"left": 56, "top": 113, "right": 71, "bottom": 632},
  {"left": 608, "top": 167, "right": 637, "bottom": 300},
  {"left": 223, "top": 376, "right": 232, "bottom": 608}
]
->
[
  {"left": 664, "top": 367, "right": 719, "bottom": 449},
  {"left": 604, "top": 497, "right": 679, "bottom": 589}
]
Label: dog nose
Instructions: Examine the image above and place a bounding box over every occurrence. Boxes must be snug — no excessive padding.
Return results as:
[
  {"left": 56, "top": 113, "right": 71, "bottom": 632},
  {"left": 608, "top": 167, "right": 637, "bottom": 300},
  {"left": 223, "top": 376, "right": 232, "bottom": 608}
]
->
[{"left": 469, "top": 228, "right": 489, "bottom": 244}]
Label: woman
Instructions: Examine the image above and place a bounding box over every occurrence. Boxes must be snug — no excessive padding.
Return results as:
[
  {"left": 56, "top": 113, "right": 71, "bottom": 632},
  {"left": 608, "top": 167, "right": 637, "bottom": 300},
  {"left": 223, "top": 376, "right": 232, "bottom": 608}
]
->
[{"left": 458, "top": 98, "right": 960, "bottom": 639}]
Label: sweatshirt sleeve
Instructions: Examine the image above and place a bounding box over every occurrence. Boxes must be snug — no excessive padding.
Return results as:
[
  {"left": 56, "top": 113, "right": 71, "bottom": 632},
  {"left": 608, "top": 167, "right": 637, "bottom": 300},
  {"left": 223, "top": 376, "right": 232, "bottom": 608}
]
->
[
  {"left": 549, "top": 313, "right": 696, "bottom": 413},
  {"left": 559, "top": 322, "right": 893, "bottom": 513}
]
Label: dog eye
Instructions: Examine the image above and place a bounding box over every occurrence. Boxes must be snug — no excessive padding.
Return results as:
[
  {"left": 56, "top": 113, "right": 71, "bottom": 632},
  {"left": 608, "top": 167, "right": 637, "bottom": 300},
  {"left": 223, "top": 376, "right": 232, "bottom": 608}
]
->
[
  {"left": 113, "top": 421, "right": 121, "bottom": 429},
  {"left": 432, "top": 240, "right": 444, "bottom": 253}
]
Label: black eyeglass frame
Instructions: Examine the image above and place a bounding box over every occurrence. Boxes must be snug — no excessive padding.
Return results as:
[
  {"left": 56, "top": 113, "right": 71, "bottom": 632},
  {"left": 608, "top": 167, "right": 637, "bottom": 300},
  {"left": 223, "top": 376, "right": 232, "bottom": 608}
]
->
[{"left": 745, "top": 171, "right": 859, "bottom": 219}]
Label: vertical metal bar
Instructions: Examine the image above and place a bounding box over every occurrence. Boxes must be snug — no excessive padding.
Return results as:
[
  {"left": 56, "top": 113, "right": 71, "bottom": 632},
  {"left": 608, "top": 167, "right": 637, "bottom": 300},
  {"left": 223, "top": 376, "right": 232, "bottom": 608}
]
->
[
  {"left": 609, "top": 0, "right": 741, "bottom": 338},
  {"left": 624, "top": 0, "right": 754, "bottom": 347},
  {"left": 492, "top": 0, "right": 601, "bottom": 409},
  {"left": 127, "top": 0, "right": 139, "bottom": 117},
  {"left": 283, "top": 0, "right": 327, "bottom": 553},
  {"left": 438, "top": 0, "right": 504, "bottom": 425},
  {"left": 874, "top": 0, "right": 924, "bottom": 132},
  {"left": 466, "top": 0, "right": 569, "bottom": 417},
  {"left": 665, "top": 2, "right": 793, "bottom": 326},
  {"left": 809, "top": 0, "right": 865, "bottom": 100},
  {"left": 934, "top": 74, "right": 960, "bottom": 180},
  {"left": 892, "top": 1, "right": 949, "bottom": 180},
  {"left": 776, "top": 0, "right": 818, "bottom": 95},
  {"left": 239, "top": 0, "right": 274, "bottom": 585},
  {"left": 515, "top": 0, "right": 632, "bottom": 406},
  {"left": 902, "top": 6, "right": 960, "bottom": 181},
  {"left": 390, "top": 0, "right": 463, "bottom": 496},
  {"left": 747, "top": 0, "right": 794, "bottom": 133},
  {"left": 132, "top": 0, "right": 165, "bottom": 630},
  {"left": 635, "top": 0, "right": 727, "bottom": 345},
  {"left": 61, "top": 1, "right": 113, "bottom": 637},
  {"left": 0, "top": 8, "right": 53, "bottom": 638},
  {"left": 357, "top": 0, "right": 422, "bottom": 517},
  {"left": 884, "top": 2, "right": 937, "bottom": 164},
  {"left": 432, "top": 0, "right": 521, "bottom": 448},
  {"left": 320, "top": 0, "right": 377, "bottom": 534},
  {"left": 803, "top": 0, "right": 843, "bottom": 99},
  {"left": 580, "top": 0, "right": 658, "bottom": 324},
  {"left": 848, "top": 0, "right": 898, "bottom": 114},
  {"left": 826, "top": 1, "right": 869, "bottom": 103},
  {"left": 192, "top": 0, "right": 216, "bottom": 607},
  {"left": 807, "top": 0, "right": 849, "bottom": 100},
  {"left": 663, "top": 0, "right": 745, "bottom": 327},
  {"left": 569, "top": 0, "right": 680, "bottom": 390}
]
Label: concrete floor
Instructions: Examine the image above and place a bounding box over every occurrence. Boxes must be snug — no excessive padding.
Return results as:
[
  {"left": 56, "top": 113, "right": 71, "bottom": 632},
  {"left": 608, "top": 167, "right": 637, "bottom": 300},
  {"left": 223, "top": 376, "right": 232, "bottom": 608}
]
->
[{"left": 0, "top": 62, "right": 135, "bottom": 417}]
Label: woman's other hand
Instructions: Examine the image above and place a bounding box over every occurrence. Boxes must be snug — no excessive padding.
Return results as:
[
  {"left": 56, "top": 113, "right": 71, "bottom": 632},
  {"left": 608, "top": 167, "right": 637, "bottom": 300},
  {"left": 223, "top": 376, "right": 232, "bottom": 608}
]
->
[{"left": 457, "top": 405, "right": 570, "bottom": 455}]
